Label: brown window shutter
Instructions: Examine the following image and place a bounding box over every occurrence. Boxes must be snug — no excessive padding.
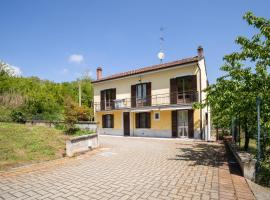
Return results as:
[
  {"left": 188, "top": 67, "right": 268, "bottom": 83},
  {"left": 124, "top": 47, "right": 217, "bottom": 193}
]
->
[
  {"left": 171, "top": 110, "right": 177, "bottom": 137},
  {"left": 111, "top": 88, "right": 116, "bottom": 109},
  {"left": 191, "top": 75, "right": 197, "bottom": 91},
  {"left": 188, "top": 110, "right": 194, "bottom": 138},
  {"left": 135, "top": 113, "right": 139, "bottom": 128},
  {"left": 191, "top": 75, "right": 197, "bottom": 101},
  {"left": 131, "top": 85, "right": 136, "bottom": 108},
  {"left": 102, "top": 115, "right": 106, "bottom": 128},
  {"left": 100, "top": 90, "right": 105, "bottom": 110},
  {"left": 111, "top": 114, "right": 114, "bottom": 128},
  {"left": 170, "top": 78, "right": 177, "bottom": 104},
  {"left": 146, "top": 82, "right": 151, "bottom": 106},
  {"left": 146, "top": 112, "right": 151, "bottom": 128}
]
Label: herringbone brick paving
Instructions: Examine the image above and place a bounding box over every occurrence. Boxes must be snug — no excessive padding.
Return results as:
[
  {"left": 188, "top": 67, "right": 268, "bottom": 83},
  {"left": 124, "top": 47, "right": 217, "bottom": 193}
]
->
[{"left": 0, "top": 136, "right": 255, "bottom": 199}]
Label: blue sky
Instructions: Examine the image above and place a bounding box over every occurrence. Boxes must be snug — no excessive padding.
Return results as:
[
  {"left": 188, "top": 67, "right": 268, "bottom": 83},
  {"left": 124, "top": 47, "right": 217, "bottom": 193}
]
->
[{"left": 0, "top": 0, "right": 269, "bottom": 83}]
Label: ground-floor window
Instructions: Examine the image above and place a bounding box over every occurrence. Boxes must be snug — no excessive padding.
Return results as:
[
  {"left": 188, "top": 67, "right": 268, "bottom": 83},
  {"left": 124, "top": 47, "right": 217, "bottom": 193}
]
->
[
  {"left": 136, "top": 112, "right": 151, "bottom": 128},
  {"left": 102, "top": 114, "right": 114, "bottom": 128}
]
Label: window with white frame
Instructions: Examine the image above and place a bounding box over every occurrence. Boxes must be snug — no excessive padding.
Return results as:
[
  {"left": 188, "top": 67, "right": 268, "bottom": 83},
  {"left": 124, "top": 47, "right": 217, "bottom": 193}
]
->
[{"left": 154, "top": 112, "right": 160, "bottom": 121}]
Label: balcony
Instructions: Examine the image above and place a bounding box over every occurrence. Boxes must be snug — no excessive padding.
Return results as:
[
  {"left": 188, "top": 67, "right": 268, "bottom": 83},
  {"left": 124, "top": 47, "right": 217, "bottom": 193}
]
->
[{"left": 94, "top": 91, "right": 198, "bottom": 111}]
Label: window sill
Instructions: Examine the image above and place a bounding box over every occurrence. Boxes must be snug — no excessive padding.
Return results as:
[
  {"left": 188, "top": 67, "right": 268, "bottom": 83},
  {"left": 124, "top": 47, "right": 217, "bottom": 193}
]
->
[{"left": 135, "top": 128, "right": 151, "bottom": 129}]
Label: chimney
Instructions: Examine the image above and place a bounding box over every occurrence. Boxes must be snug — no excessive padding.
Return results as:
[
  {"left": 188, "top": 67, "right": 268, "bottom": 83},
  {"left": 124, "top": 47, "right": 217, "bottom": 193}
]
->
[
  {"left": 197, "top": 46, "right": 204, "bottom": 58},
  {"left": 96, "top": 67, "right": 102, "bottom": 80}
]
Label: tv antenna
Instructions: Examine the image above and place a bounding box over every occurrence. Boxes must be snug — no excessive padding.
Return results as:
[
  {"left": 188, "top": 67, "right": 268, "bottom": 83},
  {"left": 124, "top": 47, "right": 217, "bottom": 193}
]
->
[{"left": 157, "top": 27, "right": 165, "bottom": 63}]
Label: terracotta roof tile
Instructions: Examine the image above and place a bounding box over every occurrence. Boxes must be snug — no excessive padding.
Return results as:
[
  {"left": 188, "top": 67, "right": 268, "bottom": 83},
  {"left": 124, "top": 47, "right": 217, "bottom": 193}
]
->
[{"left": 92, "top": 56, "right": 199, "bottom": 83}]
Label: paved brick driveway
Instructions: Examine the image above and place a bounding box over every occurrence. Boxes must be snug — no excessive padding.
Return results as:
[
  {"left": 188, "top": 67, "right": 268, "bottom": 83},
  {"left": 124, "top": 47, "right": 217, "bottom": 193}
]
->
[{"left": 0, "top": 136, "right": 254, "bottom": 200}]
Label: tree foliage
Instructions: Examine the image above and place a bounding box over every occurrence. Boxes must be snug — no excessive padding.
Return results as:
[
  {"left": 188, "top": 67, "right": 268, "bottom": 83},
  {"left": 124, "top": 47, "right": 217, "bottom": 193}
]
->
[
  {"left": 0, "top": 62, "right": 94, "bottom": 121},
  {"left": 195, "top": 12, "right": 270, "bottom": 185}
]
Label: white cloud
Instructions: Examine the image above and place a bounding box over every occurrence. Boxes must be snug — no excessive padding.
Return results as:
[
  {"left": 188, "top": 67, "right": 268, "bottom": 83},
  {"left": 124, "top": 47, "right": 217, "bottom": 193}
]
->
[
  {"left": 61, "top": 68, "right": 69, "bottom": 75},
  {"left": 68, "top": 54, "right": 84, "bottom": 64}
]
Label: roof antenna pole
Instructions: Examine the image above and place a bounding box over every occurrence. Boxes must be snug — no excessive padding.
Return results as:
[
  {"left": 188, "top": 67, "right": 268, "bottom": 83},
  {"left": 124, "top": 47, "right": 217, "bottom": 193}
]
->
[{"left": 158, "top": 27, "right": 165, "bottom": 63}]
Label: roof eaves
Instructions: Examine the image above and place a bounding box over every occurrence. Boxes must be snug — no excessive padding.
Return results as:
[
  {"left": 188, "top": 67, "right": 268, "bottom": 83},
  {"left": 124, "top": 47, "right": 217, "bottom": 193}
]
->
[{"left": 92, "top": 56, "right": 199, "bottom": 84}]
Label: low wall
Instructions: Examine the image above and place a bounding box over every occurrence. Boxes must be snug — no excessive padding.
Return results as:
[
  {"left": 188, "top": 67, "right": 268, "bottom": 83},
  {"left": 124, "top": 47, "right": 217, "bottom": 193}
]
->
[
  {"left": 26, "top": 120, "right": 97, "bottom": 131},
  {"left": 66, "top": 134, "right": 99, "bottom": 157},
  {"left": 224, "top": 137, "right": 256, "bottom": 181},
  {"left": 75, "top": 121, "right": 97, "bottom": 131},
  {"left": 26, "top": 120, "right": 57, "bottom": 127}
]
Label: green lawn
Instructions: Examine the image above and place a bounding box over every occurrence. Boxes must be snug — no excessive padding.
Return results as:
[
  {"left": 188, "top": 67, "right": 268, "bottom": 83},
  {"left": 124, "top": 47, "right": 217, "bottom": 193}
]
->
[{"left": 0, "top": 122, "right": 71, "bottom": 170}]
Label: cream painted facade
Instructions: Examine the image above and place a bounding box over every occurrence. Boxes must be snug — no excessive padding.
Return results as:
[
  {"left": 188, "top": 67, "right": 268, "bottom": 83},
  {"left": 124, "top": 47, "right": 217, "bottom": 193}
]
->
[
  {"left": 93, "top": 64, "right": 198, "bottom": 104},
  {"left": 93, "top": 51, "right": 210, "bottom": 140}
]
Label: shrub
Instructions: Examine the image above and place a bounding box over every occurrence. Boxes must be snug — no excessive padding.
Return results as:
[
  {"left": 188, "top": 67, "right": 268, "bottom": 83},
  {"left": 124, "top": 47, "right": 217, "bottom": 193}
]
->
[
  {"left": 75, "top": 105, "right": 93, "bottom": 121},
  {"left": 0, "top": 106, "right": 12, "bottom": 122},
  {"left": 257, "top": 162, "right": 270, "bottom": 187},
  {"left": 54, "top": 123, "right": 65, "bottom": 130},
  {"left": 64, "top": 98, "right": 78, "bottom": 134},
  {"left": 10, "top": 110, "right": 26, "bottom": 123}
]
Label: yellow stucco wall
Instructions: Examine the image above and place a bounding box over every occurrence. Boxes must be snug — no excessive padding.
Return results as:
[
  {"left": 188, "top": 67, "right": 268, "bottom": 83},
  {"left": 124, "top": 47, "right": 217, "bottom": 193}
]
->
[
  {"left": 194, "top": 109, "right": 201, "bottom": 130},
  {"left": 96, "top": 110, "right": 123, "bottom": 129},
  {"left": 93, "top": 63, "right": 199, "bottom": 106},
  {"left": 151, "top": 110, "right": 171, "bottom": 130},
  {"left": 93, "top": 57, "right": 209, "bottom": 137},
  {"left": 97, "top": 109, "right": 200, "bottom": 131}
]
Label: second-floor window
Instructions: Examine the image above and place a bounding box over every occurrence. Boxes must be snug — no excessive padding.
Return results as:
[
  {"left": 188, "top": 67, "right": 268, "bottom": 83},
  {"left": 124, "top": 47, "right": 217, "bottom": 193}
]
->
[
  {"left": 131, "top": 82, "right": 151, "bottom": 107},
  {"left": 170, "top": 75, "right": 197, "bottom": 104},
  {"left": 100, "top": 88, "right": 116, "bottom": 110},
  {"left": 136, "top": 83, "right": 147, "bottom": 104}
]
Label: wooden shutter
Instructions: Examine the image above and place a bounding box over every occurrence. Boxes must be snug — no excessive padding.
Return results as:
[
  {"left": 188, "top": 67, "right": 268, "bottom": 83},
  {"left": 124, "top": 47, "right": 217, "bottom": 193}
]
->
[
  {"left": 111, "top": 114, "right": 114, "bottom": 128},
  {"left": 146, "top": 112, "right": 151, "bottom": 128},
  {"left": 135, "top": 113, "right": 139, "bottom": 128},
  {"left": 188, "top": 110, "right": 194, "bottom": 138},
  {"left": 111, "top": 88, "right": 116, "bottom": 109},
  {"left": 170, "top": 78, "right": 177, "bottom": 104},
  {"left": 146, "top": 82, "right": 151, "bottom": 106},
  {"left": 171, "top": 110, "right": 177, "bottom": 137},
  {"left": 191, "top": 75, "right": 197, "bottom": 91},
  {"left": 131, "top": 85, "right": 136, "bottom": 108},
  {"left": 191, "top": 75, "right": 197, "bottom": 101},
  {"left": 100, "top": 90, "right": 105, "bottom": 110},
  {"left": 102, "top": 115, "right": 106, "bottom": 128}
]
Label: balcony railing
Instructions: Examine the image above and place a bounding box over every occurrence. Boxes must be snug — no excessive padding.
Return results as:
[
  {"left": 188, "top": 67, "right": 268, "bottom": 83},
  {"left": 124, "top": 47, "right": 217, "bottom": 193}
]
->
[{"left": 94, "top": 91, "right": 198, "bottom": 111}]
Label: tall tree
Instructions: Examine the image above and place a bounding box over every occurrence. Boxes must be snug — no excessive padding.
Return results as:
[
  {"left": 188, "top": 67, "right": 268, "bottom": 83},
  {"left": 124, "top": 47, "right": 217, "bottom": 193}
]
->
[{"left": 196, "top": 11, "right": 270, "bottom": 152}]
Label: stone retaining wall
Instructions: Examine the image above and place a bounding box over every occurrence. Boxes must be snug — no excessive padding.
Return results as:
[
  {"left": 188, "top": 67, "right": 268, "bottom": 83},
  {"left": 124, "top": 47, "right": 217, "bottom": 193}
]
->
[
  {"left": 224, "top": 136, "right": 256, "bottom": 181},
  {"left": 66, "top": 134, "right": 99, "bottom": 157},
  {"left": 26, "top": 120, "right": 97, "bottom": 131}
]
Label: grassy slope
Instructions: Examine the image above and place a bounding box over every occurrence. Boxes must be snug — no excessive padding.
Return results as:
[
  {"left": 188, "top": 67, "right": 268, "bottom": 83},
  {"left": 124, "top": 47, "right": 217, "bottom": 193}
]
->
[{"left": 0, "top": 122, "right": 69, "bottom": 170}]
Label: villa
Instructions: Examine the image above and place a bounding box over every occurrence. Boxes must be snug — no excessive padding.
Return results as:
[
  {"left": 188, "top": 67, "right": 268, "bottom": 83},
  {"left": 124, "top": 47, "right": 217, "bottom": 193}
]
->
[{"left": 92, "top": 46, "right": 211, "bottom": 140}]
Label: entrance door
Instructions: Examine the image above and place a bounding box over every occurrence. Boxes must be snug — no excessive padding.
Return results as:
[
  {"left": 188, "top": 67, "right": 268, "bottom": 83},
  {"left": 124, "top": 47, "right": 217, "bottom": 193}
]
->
[
  {"left": 123, "top": 112, "right": 130, "bottom": 136},
  {"left": 177, "top": 110, "right": 188, "bottom": 137}
]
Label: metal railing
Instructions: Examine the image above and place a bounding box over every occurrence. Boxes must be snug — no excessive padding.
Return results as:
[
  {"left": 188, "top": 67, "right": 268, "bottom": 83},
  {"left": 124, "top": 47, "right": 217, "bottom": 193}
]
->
[{"left": 94, "top": 91, "right": 198, "bottom": 111}]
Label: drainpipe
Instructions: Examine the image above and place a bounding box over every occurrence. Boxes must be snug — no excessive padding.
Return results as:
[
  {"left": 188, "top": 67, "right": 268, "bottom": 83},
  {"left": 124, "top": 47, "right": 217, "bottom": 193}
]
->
[
  {"left": 197, "top": 63, "right": 203, "bottom": 140},
  {"left": 197, "top": 46, "right": 204, "bottom": 140}
]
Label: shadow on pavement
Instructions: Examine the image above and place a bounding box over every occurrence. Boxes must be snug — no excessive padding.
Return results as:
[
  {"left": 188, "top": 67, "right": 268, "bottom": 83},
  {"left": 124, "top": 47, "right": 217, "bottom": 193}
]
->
[
  {"left": 168, "top": 142, "right": 223, "bottom": 167},
  {"left": 169, "top": 141, "right": 243, "bottom": 175}
]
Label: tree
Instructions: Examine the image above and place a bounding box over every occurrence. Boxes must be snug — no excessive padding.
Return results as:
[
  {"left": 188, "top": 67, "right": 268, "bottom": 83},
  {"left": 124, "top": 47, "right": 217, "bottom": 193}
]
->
[
  {"left": 195, "top": 11, "right": 270, "bottom": 185},
  {"left": 196, "top": 11, "right": 270, "bottom": 167},
  {"left": 0, "top": 62, "right": 94, "bottom": 122},
  {"left": 64, "top": 98, "right": 79, "bottom": 134}
]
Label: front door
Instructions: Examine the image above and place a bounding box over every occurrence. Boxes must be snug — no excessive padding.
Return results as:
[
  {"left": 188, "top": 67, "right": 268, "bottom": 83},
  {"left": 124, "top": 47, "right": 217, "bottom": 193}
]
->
[
  {"left": 177, "top": 110, "right": 188, "bottom": 137},
  {"left": 123, "top": 112, "right": 130, "bottom": 136}
]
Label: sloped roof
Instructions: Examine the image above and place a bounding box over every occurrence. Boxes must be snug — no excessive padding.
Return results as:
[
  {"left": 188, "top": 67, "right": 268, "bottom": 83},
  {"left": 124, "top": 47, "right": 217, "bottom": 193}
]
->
[{"left": 92, "top": 56, "right": 199, "bottom": 83}]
